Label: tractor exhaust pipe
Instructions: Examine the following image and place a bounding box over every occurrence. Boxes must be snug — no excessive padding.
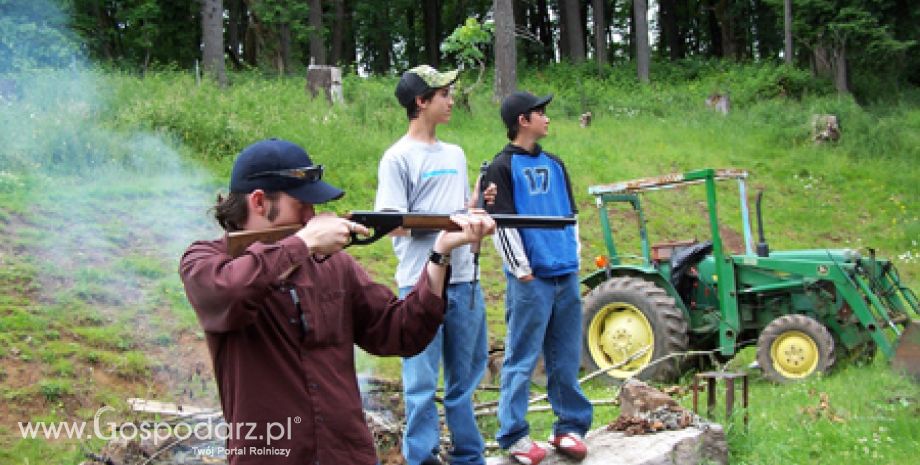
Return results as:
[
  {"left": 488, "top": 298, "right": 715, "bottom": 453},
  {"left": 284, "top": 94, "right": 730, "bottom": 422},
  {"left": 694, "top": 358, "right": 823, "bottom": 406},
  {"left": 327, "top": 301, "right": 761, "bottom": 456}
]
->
[{"left": 756, "top": 190, "right": 770, "bottom": 257}]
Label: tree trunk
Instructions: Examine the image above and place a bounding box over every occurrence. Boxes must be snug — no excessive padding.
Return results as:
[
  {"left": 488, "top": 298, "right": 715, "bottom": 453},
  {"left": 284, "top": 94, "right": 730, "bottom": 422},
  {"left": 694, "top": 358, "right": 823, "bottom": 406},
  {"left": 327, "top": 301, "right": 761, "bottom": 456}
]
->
[
  {"left": 330, "top": 0, "right": 344, "bottom": 65},
  {"left": 370, "top": 6, "right": 391, "bottom": 74},
  {"left": 812, "top": 44, "right": 832, "bottom": 78},
  {"left": 562, "top": 0, "right": 585, "bottom": 62},
  {"left": 91, "top": 1, "right": 114, "bottom": 60},
  {"left": 494, "top": 0, "right": 517, "bottom": 101},
  {"left": 406, "top": 9, "right": 419, "bottom": 66},
  {"left": 592, "top": 0, "right": 607, "bottom": 69},
  {"left": 514, "top": 0, "right": 527, "bottom": 32},
  {"left": 279, "top": 22, "right": 292, "bottom": 73},
  {"left": 201, "top": 0, "right": 227, "bottom": 87},
  {"left": 536, "top": 0, "right": 552, "bottom": 61},
  {"left": 833, "top": 44, "right": 848, "bottom": 94},
  {"left": 579, "top": 0, "right": 589, "bottom": 61},
  {"left": 713, "top": 0, "right": 737, "bottom": 60},
  {"left": 243, "top": 11, "right": 259, "bottom": 67},
  {"left": 423, "top": 0, "right": 440, "bottom": 67},
  {"left": 557, "top": 0, "right": 570, "bottom": 61},
  {"left": 628, "top": 0, "right": 636, "bottom": 60},
  {"left": 309, "top": 0, "right": 326, "bottom": 65},
  {"left": 635, "top": 0, "right": 649, "bottom": 83},
  {"left": 660, "top": 0, "right": 682, "bottom": 60},
  {"left": 783, "top": 0, "right": 792, "bottom": 64},
  {"left": 343, "top": 0, "right": 356, "bottom": 66},
  {"left": 227, "top": 0, "right": 241, "bottom": 65},
  {"left": 706, "top": 3, "right": 723, "bottom": 57}
]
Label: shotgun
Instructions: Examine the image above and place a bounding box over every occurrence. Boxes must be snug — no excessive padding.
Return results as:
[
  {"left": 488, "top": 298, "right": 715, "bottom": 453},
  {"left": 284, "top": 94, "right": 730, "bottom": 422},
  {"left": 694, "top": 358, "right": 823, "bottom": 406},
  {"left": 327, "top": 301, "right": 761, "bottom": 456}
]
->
[{"left": 226, "top": 210, "right": 575, "bottom": 258}]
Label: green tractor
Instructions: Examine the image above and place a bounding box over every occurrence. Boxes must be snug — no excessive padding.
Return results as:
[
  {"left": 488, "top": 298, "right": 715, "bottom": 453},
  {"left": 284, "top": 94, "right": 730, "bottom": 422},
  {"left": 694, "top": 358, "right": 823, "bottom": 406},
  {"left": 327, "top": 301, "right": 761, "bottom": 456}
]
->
[{"left": 580, "top": 168, "right": 920, "bottom": 383}]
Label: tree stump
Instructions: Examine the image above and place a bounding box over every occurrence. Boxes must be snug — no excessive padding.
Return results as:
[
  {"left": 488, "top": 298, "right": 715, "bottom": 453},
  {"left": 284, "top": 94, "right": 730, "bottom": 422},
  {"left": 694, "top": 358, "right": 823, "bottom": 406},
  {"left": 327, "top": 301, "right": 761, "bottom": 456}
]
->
[
  {"left": 305, "top": 65, "right": 343, "bottom": 104},
  {"left": 705, "top": 93, "right": 730, "bottom": 115},
  {"left": 811, "top": 114, "right": 841, "bottom": 143}
]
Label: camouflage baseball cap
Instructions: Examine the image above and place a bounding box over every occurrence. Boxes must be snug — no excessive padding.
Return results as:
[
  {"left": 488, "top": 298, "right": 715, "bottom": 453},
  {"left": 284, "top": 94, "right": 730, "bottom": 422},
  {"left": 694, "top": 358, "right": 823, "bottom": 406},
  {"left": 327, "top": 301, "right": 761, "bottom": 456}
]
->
[{"left": 395, "top": 65, "right": 459, "bottom": 108}]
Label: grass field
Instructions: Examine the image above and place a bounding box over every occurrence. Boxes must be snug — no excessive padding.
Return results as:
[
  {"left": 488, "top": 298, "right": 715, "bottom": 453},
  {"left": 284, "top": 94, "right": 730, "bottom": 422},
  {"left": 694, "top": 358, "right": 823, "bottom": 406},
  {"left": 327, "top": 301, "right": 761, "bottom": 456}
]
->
[{"left": 0, "top": 64, "right": 917, "bottom": 463}]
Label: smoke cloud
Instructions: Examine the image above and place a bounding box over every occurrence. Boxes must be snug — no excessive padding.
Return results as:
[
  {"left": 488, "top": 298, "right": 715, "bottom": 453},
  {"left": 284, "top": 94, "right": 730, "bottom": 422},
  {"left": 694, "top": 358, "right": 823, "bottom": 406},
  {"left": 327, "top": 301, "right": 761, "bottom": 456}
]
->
[{"left": 0, "top": 0, "right": 222, "bottom": 412}]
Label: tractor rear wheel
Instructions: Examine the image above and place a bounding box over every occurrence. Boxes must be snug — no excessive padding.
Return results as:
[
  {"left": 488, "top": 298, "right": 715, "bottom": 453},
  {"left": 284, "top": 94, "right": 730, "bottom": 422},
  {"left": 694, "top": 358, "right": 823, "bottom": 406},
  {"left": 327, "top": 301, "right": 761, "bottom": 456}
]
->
[
  {"left": 756, "top": 315, "right": 836, "bottom": 383},
  {"left": 582, "top": 277, "right": 689, "bottom": 383}
]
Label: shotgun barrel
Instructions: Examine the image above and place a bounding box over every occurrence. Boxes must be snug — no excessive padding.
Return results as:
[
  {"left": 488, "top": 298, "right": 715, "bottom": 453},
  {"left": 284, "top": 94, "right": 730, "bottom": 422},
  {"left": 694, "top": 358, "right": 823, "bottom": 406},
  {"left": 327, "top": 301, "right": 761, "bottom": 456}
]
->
[{"left": 226, "top": 211, "right": 575, "bottom": 257}]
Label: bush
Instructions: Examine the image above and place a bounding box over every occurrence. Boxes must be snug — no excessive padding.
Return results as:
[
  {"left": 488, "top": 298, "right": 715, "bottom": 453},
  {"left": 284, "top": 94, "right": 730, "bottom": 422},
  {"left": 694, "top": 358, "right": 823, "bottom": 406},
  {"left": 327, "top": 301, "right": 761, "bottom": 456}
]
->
[{"left": 38, "top": 379, "right": 72, "bottom": 402}]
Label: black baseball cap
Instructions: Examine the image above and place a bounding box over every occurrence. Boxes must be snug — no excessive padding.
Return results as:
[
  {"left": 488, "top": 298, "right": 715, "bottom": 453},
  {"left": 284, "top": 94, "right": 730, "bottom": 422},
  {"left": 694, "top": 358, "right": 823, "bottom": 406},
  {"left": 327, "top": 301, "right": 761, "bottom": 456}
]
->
[
  {"left": 395, "top": 65, "right": 459, "bottom": 109},
  {"left": 229, "top": 139, "right": 344, "bottom": 204},
  {"left": 500, "top": 91, "right": 554, "bottom": 129}
]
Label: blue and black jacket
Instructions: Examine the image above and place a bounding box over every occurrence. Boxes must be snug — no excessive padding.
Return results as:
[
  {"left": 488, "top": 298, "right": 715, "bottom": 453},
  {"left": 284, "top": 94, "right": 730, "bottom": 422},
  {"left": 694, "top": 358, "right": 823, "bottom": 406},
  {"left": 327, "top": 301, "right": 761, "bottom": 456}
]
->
[{"left": 484, "top": 143, "right": 579, "bottom": 278}]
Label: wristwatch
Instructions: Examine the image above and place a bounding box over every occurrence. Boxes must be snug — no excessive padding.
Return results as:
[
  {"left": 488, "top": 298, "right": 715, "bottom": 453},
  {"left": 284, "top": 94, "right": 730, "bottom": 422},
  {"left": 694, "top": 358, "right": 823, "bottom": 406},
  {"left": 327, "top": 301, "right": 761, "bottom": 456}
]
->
[{"left": 429, "top": 250, "right": 451, "bottom": 266}]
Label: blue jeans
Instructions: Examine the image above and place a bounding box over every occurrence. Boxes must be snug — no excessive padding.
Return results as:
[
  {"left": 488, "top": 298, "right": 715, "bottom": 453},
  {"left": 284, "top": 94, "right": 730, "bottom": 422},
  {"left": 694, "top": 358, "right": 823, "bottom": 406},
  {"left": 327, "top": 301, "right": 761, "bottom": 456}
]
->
[
  {"left": 401, "top": 282, "right": 488, "bottom": 465},
  {"left": 496, "top": 272, "right": 593, "bottom": 449}
]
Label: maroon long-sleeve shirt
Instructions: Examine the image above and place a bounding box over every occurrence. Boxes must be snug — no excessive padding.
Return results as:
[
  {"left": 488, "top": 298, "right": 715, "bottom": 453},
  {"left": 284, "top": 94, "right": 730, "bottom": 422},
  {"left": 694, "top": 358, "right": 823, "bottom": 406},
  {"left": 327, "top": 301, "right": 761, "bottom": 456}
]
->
[{"left": 179, "top": 234, "right": 446, "bottom": 465}]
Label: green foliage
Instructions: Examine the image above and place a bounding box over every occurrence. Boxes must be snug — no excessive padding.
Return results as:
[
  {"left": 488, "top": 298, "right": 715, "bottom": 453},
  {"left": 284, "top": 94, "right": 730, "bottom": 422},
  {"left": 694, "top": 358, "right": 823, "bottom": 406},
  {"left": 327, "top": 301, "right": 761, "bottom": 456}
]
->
[
  {"left": 765, "top": 0, "right": 918, "bottom": 95},
  {"left": 441, "top": 18, "right": 493, "bottom": 68},
  {"left": 510, "top": 60, "right": 829, "bottom": 118},
  {"left": 38, "top": 379, "right": 73, "bottom": 402},
  {"left": 115, "top": 351, "right": 151, "bottom": 378},
  {"left": 72, "top": 326, "right": 135, "bottom": 351},
  {"left": 69, "top": 0, "right": 200, "bottom": 68},
  {"left": 442, "top": 17, "right": 494, "bottom": 108},
  {"left": 0, "top": 0, "right": 81, "bottom": 72}
]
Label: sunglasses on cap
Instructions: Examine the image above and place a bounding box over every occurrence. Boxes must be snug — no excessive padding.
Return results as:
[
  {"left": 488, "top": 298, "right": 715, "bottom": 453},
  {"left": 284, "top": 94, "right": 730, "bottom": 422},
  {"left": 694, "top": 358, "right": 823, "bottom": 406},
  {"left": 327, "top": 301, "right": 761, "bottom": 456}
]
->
[{"left": 245, "top": 165, "right": 324, "bottom": 183}]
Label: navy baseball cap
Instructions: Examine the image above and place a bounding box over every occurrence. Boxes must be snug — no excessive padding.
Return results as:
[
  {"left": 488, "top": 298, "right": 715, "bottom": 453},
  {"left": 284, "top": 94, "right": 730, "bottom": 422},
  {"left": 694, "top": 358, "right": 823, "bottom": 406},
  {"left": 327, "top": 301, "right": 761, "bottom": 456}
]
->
[
  {"left": 500, "top": 91, "right": 553, "bottom": 129},
  {"left": 229, "top": 139, "right": 344, "bottom": 204}
]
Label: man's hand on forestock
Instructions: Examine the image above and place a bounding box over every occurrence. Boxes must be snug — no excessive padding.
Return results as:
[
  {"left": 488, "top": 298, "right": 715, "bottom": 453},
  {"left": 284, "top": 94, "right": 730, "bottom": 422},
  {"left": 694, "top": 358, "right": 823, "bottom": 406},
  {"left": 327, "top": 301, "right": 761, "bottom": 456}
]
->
[{"left": 433, "top": 212, "right": 496, "bottom": 252}]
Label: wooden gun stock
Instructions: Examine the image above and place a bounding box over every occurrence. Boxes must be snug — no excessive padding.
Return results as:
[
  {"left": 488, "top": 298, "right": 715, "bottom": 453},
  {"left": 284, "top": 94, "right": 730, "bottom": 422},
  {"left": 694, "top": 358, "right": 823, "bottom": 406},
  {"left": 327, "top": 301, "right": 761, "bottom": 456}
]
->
[
  {"left": 227, "top": 224, "right": 302, "bottom": 258},
  {"left": 226, "top": 211, "right": 576, "bottom": 258}
]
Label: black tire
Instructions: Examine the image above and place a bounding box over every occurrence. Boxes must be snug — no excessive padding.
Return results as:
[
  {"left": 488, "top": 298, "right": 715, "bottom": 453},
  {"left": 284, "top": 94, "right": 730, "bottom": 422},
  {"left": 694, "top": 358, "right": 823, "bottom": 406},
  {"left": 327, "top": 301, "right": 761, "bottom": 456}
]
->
[
  {"left": 582, "top": 276, "right": 689, "bottom": 383},
  {"left": 756, "top": 315, "right": 836, "bottom": 383}
]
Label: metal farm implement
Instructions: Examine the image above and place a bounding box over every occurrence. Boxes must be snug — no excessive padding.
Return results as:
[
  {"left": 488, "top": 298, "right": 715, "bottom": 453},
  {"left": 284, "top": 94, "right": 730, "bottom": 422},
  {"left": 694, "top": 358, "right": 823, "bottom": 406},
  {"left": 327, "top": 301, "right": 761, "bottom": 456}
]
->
[{"left": 580, "top": 168, "right": 920, "bottom": 383}]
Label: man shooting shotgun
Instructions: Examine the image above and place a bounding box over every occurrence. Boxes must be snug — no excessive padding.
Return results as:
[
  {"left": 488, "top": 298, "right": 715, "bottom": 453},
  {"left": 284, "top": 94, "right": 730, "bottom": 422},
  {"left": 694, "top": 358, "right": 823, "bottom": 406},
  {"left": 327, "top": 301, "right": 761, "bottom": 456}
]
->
[
  {"left": 178, "top": 138, "right": 496, "bottom": 465},
  {"left": 227, "top": 210, "right": 574, "bottom": 257}
]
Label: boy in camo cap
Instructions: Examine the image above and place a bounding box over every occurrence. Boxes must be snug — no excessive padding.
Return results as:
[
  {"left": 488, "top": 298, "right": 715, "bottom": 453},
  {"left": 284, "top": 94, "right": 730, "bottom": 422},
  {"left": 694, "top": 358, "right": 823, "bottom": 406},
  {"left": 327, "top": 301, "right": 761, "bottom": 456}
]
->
[{"left": 375, "top": 65, "right": 489, "bottom": 465}]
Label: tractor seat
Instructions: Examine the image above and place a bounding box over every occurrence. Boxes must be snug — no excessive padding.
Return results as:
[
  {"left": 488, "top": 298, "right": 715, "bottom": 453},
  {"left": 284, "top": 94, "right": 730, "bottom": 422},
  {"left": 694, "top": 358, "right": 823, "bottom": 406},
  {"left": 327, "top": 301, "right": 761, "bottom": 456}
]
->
[{"left": 669, "top": 241, "right": 714, "bottom": 305}]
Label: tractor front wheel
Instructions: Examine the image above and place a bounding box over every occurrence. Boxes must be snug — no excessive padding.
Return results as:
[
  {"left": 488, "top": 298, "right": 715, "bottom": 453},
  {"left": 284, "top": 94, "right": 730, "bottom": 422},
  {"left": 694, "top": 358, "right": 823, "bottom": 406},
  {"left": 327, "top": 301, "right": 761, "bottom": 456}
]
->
[
  {"left": 756, "top": 315, "right": 836, "bottom": 383},
  {"left": 582, "top": 277, "right": 689, "bottom": 383}
]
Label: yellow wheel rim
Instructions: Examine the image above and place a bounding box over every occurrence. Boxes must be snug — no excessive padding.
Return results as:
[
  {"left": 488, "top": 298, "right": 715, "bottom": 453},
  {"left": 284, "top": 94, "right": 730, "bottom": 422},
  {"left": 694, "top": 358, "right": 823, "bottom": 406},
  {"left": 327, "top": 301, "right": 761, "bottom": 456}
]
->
[
  {"left": 587, "top": 302, "right": 654, "bottom": 378},
  {"left": 770, "top": 330, "right": 820, "bottom": 379}
]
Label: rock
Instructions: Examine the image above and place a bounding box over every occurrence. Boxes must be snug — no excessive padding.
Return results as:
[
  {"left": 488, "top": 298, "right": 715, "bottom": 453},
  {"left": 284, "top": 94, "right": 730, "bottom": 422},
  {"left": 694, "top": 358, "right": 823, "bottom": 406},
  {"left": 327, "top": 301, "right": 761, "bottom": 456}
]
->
[
  {"left": 619, "top": 379, "right": 681, "bottom": 417},
  {"left": 486, "top": 379, "right": 727, "bottom": 465},
  {"left": 485, "top": 425, "right": 727, "bottom": 465}
]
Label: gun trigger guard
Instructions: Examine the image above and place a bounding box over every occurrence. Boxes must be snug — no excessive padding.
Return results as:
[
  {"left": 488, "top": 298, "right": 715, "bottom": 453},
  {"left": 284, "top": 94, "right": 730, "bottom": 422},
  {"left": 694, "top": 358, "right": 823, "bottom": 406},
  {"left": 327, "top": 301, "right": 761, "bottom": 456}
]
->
[{"left": 345, "top": 225, "right": 396, "bottom": 247}]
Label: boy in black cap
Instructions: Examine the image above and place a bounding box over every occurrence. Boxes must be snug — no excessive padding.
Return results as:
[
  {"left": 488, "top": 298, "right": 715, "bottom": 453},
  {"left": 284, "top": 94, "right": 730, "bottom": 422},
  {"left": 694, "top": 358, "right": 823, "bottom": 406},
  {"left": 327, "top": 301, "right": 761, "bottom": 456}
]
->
[
  {"left": 484, "top": 92, "right": 593, "bottom": 464},
  {"left": 375, "top": 66, "right": 489, "bottom": 465},
  {"left": 179, "top": 138, "right": 494, "bottom": 465}
]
